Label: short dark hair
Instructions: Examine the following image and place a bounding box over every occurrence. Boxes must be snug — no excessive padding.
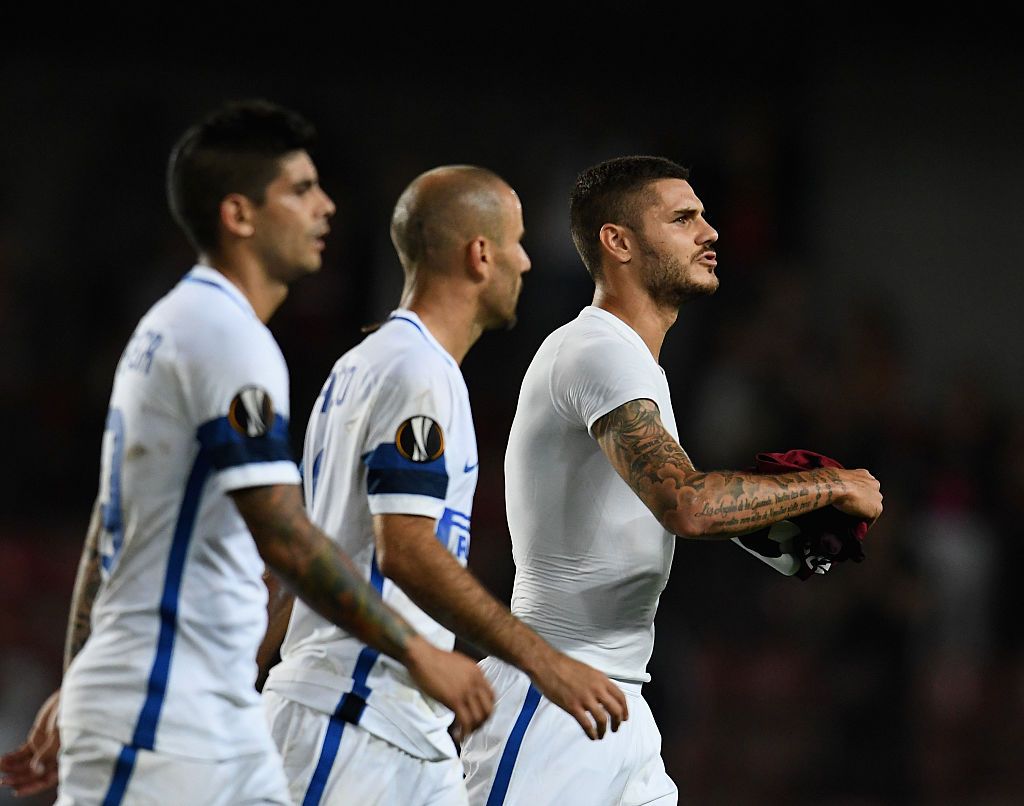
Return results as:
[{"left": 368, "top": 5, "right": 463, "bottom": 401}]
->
[
  {"left": 166, "top": 99, "right": 317, "bottom": 254},
  {"left": 569, "top": 155, "right": 690, "bottom": 279}
]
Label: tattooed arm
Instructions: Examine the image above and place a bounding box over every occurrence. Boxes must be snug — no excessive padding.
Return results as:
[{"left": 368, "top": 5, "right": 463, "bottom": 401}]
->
[
  {"left": 64, "top": 497, "right": 104, "bottom": 672},
  {"left": 231, "top": 484, "right": 494, "bottom": 736},
  {"left": 591, "top": 399, "right": 882, "bottom": 539},
  {"left": 232, "top": 484, "right": 415, "bottom": 658}
]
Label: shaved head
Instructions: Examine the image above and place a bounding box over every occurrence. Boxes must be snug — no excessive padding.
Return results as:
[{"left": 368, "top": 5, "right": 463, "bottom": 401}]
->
[{"left": 390, "top": 165, "right": 512, "bottom": 273}]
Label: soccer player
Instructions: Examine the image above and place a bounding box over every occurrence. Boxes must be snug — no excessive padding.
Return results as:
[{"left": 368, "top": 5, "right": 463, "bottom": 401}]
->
[
  {"left": 459, "top": 155, "right": 884, "bottom": 805},
  {"left": 0, "top": 100, "right": 492, "bottom": 804},
  {"left": 259, "top": 165, "right": 629, "bottom": 805}
]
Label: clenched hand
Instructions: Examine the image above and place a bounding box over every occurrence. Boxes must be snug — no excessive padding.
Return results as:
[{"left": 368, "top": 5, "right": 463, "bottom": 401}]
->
[
  {"left": 404, "top": 637, "right": 494, "bottom": 742},
  {"left": 530, "top": 650, "right": 629, "bottom": 740},
  {"left": 0, "top": 689, "right": 61, "bottom": 797}
]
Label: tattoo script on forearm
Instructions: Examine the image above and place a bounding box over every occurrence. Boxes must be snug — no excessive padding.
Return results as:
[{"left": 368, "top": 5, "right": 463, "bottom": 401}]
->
[
  {"left": 593, "top": 399, "right": 846, "bottom": 536},
  {"left": 684, "top": 467, "right": 844, "bottom": 533}
]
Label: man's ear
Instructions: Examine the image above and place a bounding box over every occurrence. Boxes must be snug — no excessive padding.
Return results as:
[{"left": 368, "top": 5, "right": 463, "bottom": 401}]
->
[
  {"left": 466, "top": 236, "right": 490, "bottom": 282},
  {"left": 599, "top": 223, "right": 633, "bottom": 265},
  {"left": 219, "top": 193, "right": 257, "bottom": 239}
]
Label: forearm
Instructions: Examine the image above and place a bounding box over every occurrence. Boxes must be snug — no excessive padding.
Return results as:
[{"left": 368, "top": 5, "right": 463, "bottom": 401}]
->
[
  {"left": 672, "top": 467, "right": 848, "bottom": 538},
  {"left": 593, "top": 399, "right": 851, "bottom": 540},
  {"left": 377, "top": 516, "right": 552, "bottom": 676},
  {"left": 233, "top": 485, "right": 417, "bottom": 664},
  {"left": 255, "top": 570, "right": 295, "bottom": 690},
  {"left": 63, "top": 501, "right": 103, "bottom": 674}
]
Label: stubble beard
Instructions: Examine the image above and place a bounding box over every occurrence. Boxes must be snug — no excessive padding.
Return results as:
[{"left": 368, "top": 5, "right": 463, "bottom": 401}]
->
[
  {"left": 261, "top": 238, "right": 322, "bottom": 287},
  {"left": 482, "top": 283, "right": 521, "bottom": 332},
  {"left": 639, "top": 242, "right": 717, "bottom": 309}
]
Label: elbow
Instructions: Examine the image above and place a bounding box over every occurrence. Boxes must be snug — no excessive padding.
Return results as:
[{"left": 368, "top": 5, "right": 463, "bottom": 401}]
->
[
  {"left": 662, "top": 509, "right": 705, "bottom": 539},
  {"left": 374, "top": 547, "right": 396, "bottom": 580},
  {"left": 374, "top": 546, "right": 408, "bottom": 585},
  {"left": 252, "top": 531, "right": 290, "bottom": 575}
]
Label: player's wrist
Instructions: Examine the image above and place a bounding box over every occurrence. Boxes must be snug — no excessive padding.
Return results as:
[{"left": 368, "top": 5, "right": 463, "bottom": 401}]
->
[
  {"left": 400, "top": 633, "right": 435, "bottom": 671},
  {"left": 829, "top": 470, "right": 853, "bottom": 506},
  {"left": 516, "top": 639, "right": 558, "bottom": 681}
]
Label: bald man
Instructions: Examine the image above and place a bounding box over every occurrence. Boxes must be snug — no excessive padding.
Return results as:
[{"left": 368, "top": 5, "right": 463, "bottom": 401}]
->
[{"left": 259, "top": 166, "right": 628, "bottom": 805}]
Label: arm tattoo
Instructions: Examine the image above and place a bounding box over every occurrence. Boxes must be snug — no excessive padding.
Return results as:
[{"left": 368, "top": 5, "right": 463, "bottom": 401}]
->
[
  {"left": 593, "top": 399, "right": 697, "bottom": 485},
  {"left": 593, "top": 399, "right": 848, "bottom": 538},
  {"left": 64, "top": 502, "right": 103, "bottom": 673},
  {"left": 685, "top": 467, "right": 845, "bottom": 533},
  {"left": 233, "top": 485, "right": 416, "bottom": 662}
]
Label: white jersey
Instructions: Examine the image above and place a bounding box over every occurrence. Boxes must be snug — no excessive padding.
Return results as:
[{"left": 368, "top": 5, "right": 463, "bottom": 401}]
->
[
  {"left": 505, "top": 305, "right": 677, "bottom": 683},
  {"left": 60, "top": 265, "right": 301, "bottom": 762},
  {"left": 264, "top": 309, "right": 478, "bottom": 761}
]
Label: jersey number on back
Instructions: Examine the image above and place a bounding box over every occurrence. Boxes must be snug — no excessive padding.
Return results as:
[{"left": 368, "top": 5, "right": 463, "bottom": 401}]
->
[
  {"left": 306, "top": 366, "right": 359, "bottom": 508},
  {"left": 99, "top": 407, "right": 126, "bottom": 577}
]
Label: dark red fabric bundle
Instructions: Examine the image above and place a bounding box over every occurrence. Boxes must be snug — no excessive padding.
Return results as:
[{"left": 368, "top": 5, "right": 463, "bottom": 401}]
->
[{"left": 738, "top": 449, "right": 868, "bottom": 580}]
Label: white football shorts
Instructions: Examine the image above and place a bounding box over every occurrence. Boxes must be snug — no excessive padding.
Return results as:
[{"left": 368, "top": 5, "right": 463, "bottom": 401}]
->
[
  {"left": 56, "top": 726, "right": 291, "bottom": 805},
  {"left": 460, "top": 657, "right": 677, "bottom": 805},
  {"left": 263, "top": 688, "right": 468, "bottom": 805}
]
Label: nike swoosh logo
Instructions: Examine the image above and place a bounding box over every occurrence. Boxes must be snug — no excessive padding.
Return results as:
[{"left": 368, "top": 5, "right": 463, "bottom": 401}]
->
[{"left": 464, "top": 460, "right": 479, "bottom": 473}]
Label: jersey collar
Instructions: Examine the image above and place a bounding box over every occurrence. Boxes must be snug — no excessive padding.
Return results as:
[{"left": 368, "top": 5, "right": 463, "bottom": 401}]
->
[
  {"left": 386, "top": 309, "right": 458, "bottom": 368},
  {"left": 182, "top": 265, "right": 259, "bottom": 319}
]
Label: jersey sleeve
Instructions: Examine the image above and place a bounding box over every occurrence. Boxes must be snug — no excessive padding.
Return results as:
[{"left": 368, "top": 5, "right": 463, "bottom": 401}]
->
[
  {"left": 360, "top": 355, "right": 452, "bottom": 520},
  {"left": 182, "top": 319, "right": 301, "bottom": 493},
  {"left": 551, "top": 332, "right": 665, "bottom": 437}
]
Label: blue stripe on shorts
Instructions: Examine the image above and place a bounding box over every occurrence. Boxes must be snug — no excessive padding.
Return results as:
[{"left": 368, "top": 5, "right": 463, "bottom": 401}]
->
[{"left": 486, "top": 684, "right": 543, "bottom": 805}]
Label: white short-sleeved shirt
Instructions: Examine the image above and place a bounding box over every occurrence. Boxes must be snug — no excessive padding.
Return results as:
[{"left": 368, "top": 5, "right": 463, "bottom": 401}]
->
[
  {"left": 264, "top": 309, "right": 478, "bottom": 761},
  {"left": 505, "top": 306, "right": 677, "bottom": 683},
  {"left": 60, "top": 265, "right": 301, "bottom": 760}
]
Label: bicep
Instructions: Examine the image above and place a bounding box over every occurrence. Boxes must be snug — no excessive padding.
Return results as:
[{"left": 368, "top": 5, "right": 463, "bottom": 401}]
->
[
  {"left": 591, "top": 398, "right": 699, "bottom": 524},
  {"left": 372, "top": 513, "right": 441, "bottom": 579},
  {"left": 230, "top": 483, "right": 309, "bottom": 566}
]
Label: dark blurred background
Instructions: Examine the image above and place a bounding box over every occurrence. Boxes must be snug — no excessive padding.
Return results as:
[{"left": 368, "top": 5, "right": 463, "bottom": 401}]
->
[{"left": 3, "top": 13, "right": 1024, "bottom": 805}]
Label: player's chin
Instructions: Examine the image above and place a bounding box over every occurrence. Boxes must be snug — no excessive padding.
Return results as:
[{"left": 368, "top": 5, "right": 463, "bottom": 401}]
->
[
  {"left": 483, "top": 311, "right": 517, "bottom": 333},
  {"left": 503, "top": 296, "right": 523, "bottom": 329},
  {"left": 692, "top": 270, "right": 719, "bottom": 294},
  {"left": 300, "top": 254, "right": 324, "bottom": 274},
  {"left": 485, "top": 311, "right": 517, "bottom": 332},
  {"left": 279, "top": 257, "right": 322, "bottom": 284},
  {"left": 481, "top": 297, "right": 520, "bottom": 331}
]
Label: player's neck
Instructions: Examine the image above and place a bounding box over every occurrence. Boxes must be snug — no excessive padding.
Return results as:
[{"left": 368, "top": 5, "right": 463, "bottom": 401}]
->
[
  {"left": 202, "top": 253, "right": 288, "bottom": 324},
  {"left": 592, "top": 286, "right": 677, "bottom": 362},
  {"left": 401, "top": 287, "right": 478, "bottom": 365}
]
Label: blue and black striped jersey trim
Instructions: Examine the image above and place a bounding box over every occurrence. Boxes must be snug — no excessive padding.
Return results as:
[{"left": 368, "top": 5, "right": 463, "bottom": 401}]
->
[
  {"left": 362, "top": 443, "right": 448, "bottom": 499},
  {"left": 197, "top": 414, "right": 292, "bottom": 470}
]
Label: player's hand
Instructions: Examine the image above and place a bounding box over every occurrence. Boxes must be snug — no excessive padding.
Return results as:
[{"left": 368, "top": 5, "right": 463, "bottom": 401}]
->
[
  {"left": 529, "top": 649, "right": 628, "bottom": 740},
  {"left": 404, "top": 636, "right": 494, "bottom": 741},
  {"left": 0, "top": 689, "right": 61, "bottom": 796},
  {"left": 832, "top": 469, "right": 883, "bottom": 524}
]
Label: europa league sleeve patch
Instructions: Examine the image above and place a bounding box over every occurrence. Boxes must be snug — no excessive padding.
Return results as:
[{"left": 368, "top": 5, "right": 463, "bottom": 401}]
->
[
  {"left": 395, "top": 416, "right": 445, "bottom": 463},
  {"left": 228, "top": 385, "right": 275, "bottom": 438}
]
